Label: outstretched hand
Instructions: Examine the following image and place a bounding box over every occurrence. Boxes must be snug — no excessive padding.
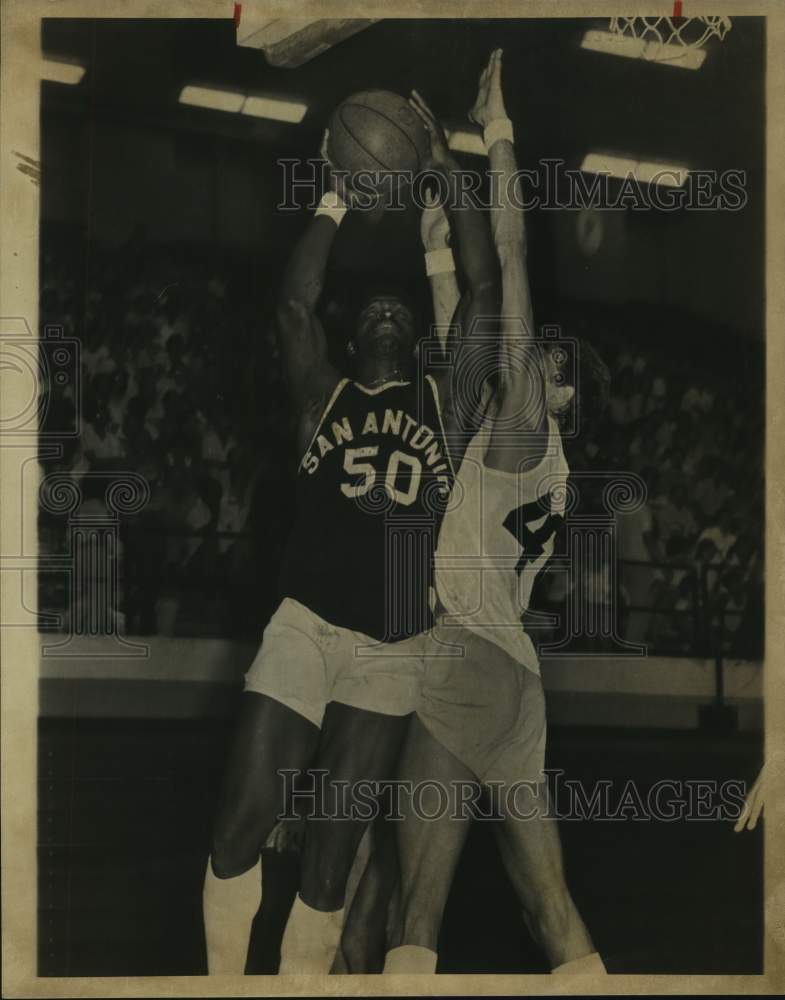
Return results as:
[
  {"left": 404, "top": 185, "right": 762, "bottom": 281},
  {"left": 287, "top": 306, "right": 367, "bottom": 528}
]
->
[
  {"left": 734, "top": 765, "right": 765, "bottom": 832},
  {"left": 469, "top": 48, "right": 507, "bottom": 129}
]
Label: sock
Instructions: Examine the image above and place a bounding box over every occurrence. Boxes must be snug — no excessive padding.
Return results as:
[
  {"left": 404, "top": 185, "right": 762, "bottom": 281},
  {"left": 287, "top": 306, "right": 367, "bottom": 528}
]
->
[
  {"left": 383, "top": 945, "right": 438, "bottom": 974},
  {"left": 202, "top": 856, "right": 262, "bottom": 974},
  {"left": 279, "top": 893, "right": 345, "bottom": 974},
  {"left": 552, "top": 950, "right": 606, "bottom": 974}
]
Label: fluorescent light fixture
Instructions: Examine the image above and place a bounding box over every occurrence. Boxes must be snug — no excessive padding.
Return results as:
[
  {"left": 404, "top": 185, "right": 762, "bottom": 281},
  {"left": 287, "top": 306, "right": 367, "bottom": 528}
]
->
[
  {"left": 445, "top": 128, "right": 486, "bottom": 157},
  {"left": 179, "top": 84, "right": 308, "bottom": 123},
  {"left": 581, "top": 152, "right": 689, "bottom": 187},
  {"left": 581, "top": 29, "right": 707, "bottom": 70},
  {"left": 179, "top": 84, "right": 245, "bottom": 113},
  {"left": 40, "top": 59, "right": 86, "bottom": 85},
  {"left": 241, "top": 95, "right": 307, "bottom": 123}
]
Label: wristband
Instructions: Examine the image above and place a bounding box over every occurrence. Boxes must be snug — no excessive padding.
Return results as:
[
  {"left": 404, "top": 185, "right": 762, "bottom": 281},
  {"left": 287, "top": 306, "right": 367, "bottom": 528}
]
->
[
  {"left": 483, "top": 117, "right": 514, "bottom": 152},
  {"left": 425, "top": 248, "right": 455, "bottom": 277},
  {"left": 315, "top": 190, "right": 348, "bottom": 227}
]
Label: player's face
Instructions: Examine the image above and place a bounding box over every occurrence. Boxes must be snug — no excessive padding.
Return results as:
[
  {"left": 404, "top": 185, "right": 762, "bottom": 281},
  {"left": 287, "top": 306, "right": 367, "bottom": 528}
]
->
[{"left": 356, "top": 296, "right": 415, "bottom": 353}]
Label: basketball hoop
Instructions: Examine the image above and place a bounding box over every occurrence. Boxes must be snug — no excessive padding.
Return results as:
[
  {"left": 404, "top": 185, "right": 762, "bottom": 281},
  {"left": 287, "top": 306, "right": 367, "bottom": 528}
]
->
[{"left": 608, "top": 15, "right": 732, "bottom": 64}]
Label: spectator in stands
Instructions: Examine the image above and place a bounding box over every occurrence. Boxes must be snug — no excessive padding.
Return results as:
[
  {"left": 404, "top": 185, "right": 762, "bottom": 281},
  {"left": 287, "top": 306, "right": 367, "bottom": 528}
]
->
[
  {"left": 39, "top": 234, "right": 762, "bottom": 655},
  {"left": 728, "top": 533, "right": 760, "bottom": 586},
  {"left": 105, "top": 367, "right": 134, "bottom": 429},
  {"left": 681, "top": 382, "right": 714, "bottom": 418},
  {"left": 616, "top": 467, "right": 658, "bottom": 642},
  {"left": 82, "top": 319, "right": 117, "bottom": 378},
  {"left": 608, "top": 367, "right": 644, "bottom": 427},
  {"left": 202, "top": 410, "right": 237, "bottom": 466},
  {"left": 709, "top": 566, "right": 747, "bottom": 655},
  {"left": 694, "top": 456, "right": 732, "bottom": 521},
  {"left": 644, "top": 373, "right": 668, "bottom": 416},
  {"left": 215, "top": 449, "right": 255, "bottom": 555},
  {"left": 646, "top": 570, "right": 691, "bottom": 652},
  {"left": 655, "top": 482, "right": 698, "bottom": 550},
  {"left": 697, "top": 506, "right": 738, "bottom": 562},
  {"left": 652, "top": 574, "right": 696, "bottom": 654},
  {"left": 81, "top": 405, "right": 125, "bottom": 466},
  {"left": 123, "top": 397, "right": 157, "bottom": 462}
]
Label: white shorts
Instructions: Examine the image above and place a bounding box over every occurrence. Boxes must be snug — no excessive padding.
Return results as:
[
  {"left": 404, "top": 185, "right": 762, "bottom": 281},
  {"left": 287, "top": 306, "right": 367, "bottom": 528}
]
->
[
  {"left": 244, "top": 598, "right": 426, "bottom": 728},
  {"left": 418, "top": 620, "right": 547, "bottom": 787}
]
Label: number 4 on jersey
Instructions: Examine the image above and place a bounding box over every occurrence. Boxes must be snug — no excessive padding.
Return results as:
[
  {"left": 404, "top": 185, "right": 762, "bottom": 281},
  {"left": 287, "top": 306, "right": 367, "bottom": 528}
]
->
[{"left": 503, "top": 495, "right": 564, "bottom": 575}]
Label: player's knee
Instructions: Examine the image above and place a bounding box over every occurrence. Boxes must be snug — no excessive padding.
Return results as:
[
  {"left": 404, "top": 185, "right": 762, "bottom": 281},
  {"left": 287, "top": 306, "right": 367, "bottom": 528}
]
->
[
  {"left": 210, "top": 818, "right": 268, "bottom": 879},
  {"left": 299, "top": 851, "right": 348, "bottom": 911},
  {"left": 210, "top": 840, "right": 259, "bottom": 880},
  {"left": 299, "top": 825, "right": 357, "bottom": 910}
]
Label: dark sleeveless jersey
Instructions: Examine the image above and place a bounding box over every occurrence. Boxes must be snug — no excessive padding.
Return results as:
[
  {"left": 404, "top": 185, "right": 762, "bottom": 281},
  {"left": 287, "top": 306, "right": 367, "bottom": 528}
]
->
[{"left": 280, "top": 375, "right": 454, "bottom": 641}]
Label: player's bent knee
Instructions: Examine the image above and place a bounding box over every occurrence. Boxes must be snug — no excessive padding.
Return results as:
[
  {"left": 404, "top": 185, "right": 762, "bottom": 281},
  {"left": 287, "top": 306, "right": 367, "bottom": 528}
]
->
[
  {"left": 210, "top": 839, "right": 261, "bottom": 880},
  {"left": 210, "top": 821, "right": 269, "bottom": 879},
  {"left": 299, "top": 824, "right": 360, "bottom": 910},
  {"left": 299, "top": 856, "right": 349, "bottom": 911}
]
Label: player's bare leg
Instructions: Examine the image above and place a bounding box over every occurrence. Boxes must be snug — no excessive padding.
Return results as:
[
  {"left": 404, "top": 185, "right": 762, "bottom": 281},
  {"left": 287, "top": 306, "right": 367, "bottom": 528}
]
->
[
  {"left": 335, "top": 814, "right": 400, "bottom": 973},
  {"left": 383, "top": 716, "right": 475, "bottom": 972},
  {"left": 279, "top": 703, "right": 412, "bottom": 973},
  {"left": 493, "top": 783, "right": 600, "bottom": 972},
  {"left": 203, "top": 692, "right": 319, "bottom": 973}
]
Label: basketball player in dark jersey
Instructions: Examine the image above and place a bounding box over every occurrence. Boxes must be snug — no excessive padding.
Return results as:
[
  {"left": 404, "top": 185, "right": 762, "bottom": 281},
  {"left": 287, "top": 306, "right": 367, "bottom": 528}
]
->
[{"left": 202, "top": 102, "right": 501, "bottom": 974}]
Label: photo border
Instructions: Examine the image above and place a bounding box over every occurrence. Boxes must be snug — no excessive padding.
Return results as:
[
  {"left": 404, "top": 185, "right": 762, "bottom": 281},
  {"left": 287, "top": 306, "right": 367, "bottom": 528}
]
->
[{"left": 1, "top": 1, "right": 782, "bottom": 995}]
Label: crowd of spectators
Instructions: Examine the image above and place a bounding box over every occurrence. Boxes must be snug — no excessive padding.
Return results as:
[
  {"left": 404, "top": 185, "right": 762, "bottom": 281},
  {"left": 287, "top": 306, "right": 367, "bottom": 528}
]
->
[
  {"left": 564, "top": 347, "right": 764, "bottom": 656},
  {"left": 39, "top": 237, "right": 292, "bottom": 636},
  {"left": 39, "top": 234, "right": 764, "bottom": 655}
]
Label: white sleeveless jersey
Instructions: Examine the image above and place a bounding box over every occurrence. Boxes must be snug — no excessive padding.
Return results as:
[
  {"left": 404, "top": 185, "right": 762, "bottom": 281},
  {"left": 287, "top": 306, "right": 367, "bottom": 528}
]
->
[{"left": 434, "top": 406, "right": 569, "bottom": 676}]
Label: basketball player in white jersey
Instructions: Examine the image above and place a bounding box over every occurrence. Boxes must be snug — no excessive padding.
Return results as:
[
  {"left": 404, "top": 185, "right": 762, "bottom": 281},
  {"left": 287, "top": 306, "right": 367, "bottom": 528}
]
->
[
  {"left": 339, "top": 50, "right": 610, "bottom": 976},
  {"left": 202, "top": 107, "right": 501, "bottom": 974}
]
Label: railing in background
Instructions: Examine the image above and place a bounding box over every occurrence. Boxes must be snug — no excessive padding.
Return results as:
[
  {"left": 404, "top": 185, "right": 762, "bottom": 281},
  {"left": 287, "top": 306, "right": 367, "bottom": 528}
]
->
[{"left": 37, "top": 521, "right": 762, "bottom": 661}]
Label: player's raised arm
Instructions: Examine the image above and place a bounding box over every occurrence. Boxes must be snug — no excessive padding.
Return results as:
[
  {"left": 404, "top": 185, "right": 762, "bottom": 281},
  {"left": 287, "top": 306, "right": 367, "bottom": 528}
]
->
[
  {"left": 420, "top": 188, "right": 461, "bottom": 351},
  {"left": 409, "top": 90, "right": 501, "bottom": 442},
  {"left": 470, "top": 49, "right": 551, "bottom": 471},
  {"left": 277, "top": 134, "right": 346, "bottom": 440}
]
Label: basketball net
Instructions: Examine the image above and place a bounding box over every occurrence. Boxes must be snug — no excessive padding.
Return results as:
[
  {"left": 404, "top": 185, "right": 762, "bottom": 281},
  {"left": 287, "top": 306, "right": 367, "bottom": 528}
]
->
[{"left": 608, "top": 15, "right": 732, "bottom": 62}]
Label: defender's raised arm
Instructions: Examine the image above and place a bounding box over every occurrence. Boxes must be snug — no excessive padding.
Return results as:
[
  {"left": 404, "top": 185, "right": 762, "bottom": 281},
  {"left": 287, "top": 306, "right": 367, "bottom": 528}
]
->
[{"left": 409, "top": 89, "right": 501, "bottom": 448}]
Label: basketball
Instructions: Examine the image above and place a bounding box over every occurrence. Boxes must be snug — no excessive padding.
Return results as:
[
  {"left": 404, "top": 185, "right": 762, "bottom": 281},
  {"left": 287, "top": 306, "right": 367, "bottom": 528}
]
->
[{"left": 327, "top": 90, "right": 431, "bottom": 189}]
